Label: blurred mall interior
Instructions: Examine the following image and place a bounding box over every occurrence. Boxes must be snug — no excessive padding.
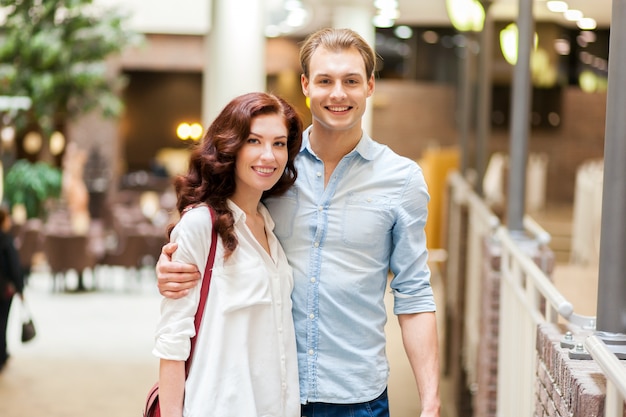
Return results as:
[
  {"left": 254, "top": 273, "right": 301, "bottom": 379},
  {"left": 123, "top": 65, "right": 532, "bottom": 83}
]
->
[{"left": 0, "top": 0, "right": 620, "bottom": 416}]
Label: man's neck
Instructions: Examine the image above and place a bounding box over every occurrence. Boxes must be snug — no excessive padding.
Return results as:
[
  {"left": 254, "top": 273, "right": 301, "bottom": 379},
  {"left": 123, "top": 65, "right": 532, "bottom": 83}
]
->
[{"left": 308, "top": 126, "right": 362, "bottom": 165}]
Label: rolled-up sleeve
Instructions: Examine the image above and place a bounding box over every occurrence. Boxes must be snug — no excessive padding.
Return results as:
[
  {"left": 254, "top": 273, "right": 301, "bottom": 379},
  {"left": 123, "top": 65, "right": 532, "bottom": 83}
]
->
[
  {"left": 389, "top": 165, "right": 436, "bottom": 315},
  {"left": 152, "top": 208, "right": 213, "bottom": 361}
]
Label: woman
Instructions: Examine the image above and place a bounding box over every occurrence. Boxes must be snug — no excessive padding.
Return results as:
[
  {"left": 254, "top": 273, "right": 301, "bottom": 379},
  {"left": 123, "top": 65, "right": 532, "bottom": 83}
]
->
[
  {"left": 0, "top": 206, "right": 25, "bottom": 370},
  {"left": 153, "top": 92, "right": 303, "bottom": 417}
]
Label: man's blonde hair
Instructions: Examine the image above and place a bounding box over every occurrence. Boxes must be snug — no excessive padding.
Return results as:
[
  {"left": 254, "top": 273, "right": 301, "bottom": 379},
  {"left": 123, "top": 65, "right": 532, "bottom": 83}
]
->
[{"left": 299, "top": 28, "right": 377, "bottom": 79}]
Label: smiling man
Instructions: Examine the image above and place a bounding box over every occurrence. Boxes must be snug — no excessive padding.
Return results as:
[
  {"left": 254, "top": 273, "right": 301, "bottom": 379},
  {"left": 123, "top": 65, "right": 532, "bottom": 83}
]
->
[{"left": 156, "top": 28, "right": 441, "bottom": 417}]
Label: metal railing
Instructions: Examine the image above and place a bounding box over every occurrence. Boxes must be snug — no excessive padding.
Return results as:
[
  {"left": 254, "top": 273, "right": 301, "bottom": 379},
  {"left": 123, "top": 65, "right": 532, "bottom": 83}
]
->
[
  {"left": 447, "top": 172, "right": 560, "bottom": 394},
  {"left": 584, "top": 335, "right": 626, "bottom": 416},
  {"left": 447, "top": 172, "right": 499, "bottom": 390},
  {"left": 445, "top": 172, "right": 626, "bottom": 417}
]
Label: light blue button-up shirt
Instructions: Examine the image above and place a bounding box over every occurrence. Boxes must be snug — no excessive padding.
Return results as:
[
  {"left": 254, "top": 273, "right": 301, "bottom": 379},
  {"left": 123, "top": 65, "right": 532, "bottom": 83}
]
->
[{"left": 264, "top": 126, "right": 436, "bottom": 405}]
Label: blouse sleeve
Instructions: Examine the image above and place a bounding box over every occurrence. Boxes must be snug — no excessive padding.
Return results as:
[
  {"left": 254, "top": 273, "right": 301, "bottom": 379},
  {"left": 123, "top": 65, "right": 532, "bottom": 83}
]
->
[{"left": 152, "top": 207, "right": 214, "bottom": 361}]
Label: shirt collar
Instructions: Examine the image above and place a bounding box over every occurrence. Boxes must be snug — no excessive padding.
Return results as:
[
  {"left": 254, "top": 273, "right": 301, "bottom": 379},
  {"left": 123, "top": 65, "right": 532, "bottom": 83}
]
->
[
  {"left": 300, "top": 125, "right": 377, "bottom": 162},
  {"left": 226, "top": 199, "right": 275, "bottom": 231}
]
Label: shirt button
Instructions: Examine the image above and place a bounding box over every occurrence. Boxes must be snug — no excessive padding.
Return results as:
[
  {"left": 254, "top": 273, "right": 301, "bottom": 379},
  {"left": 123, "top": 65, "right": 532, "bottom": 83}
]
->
[
  {"left": 309, "top": 313, "right": 315, "bottom": 319},
  {"left": 318, "top": 205, "right": 323, "bottom": 211},
  {"left": 316, "top": 171, "right": 322, "bottom": 177},
  {"left": 310, "top": 277, "right": 316, "bottom": 283},
  {"left": 314, "top": 242, "right": 319, "bottom": 248},
  {"left": 308, "top": 349, "right": 314, "bottom": 355}
]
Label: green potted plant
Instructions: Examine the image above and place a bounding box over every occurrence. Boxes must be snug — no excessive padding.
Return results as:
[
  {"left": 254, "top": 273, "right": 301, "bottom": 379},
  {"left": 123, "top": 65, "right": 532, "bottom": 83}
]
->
[
  {"left": 0, "top": 0, "right": 141, "bottom": 159},
  {"left": 3, "top": 159, "right": 62, "bottom": 220}
]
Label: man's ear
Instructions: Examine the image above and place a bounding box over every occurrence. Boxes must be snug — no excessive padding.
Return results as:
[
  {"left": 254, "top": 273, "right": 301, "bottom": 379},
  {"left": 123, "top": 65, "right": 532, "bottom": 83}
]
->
[
  {"left": 301, "top": 73, "right": 309, "bottom": 96},
  {"left": 367, "top": 74, "right": 375, "bottom": 98}
]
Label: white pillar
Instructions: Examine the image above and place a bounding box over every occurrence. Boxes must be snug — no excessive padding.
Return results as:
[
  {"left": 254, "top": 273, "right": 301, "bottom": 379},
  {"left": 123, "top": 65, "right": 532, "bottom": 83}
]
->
[
  {"left": 332, "top": 5, "right": 375, "bottom": 135},
  {"left": 203, "top": 0, "right": 267, "bottom": 126}
]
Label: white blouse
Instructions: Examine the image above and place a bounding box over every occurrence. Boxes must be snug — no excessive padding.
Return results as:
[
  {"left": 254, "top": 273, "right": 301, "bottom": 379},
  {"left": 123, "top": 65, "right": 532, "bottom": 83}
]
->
[{"left": 153, "top": 201, "right": 300, "bottom": 417}]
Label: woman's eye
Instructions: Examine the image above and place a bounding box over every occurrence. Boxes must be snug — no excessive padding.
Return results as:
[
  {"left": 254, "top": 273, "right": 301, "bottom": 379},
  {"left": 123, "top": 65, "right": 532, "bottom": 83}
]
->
[
  {"left": 274, "top": 141, "right": 287, "bottom": 147},
  {"left": 247, "top": 138, "right": 260, "bottom": 144}
]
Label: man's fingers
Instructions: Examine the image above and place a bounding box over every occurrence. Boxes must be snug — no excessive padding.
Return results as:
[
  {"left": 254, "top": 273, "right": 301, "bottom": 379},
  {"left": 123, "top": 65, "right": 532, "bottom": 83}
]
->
[
  {"left": 161, "top": 242, "right": 178, "bottom": 258},
  {"left": 160, "top": 289, "right": 189, "bottom": 300}
]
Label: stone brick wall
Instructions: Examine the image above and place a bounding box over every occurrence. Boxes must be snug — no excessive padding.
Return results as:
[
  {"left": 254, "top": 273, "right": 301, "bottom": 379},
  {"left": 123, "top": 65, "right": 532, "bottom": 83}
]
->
[
  {"left": 473, "top": 237, "right": 501, "bottom": 417},
  {"left": 535, "top": 322, "right": 626, "bottom": 417},
  {"left": 471, "top": 238, "right": 556, "bottom": 417}
]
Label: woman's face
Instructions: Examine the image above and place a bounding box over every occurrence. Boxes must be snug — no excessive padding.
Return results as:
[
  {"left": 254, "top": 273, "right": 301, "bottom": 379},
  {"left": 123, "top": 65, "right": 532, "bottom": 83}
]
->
[{"left": 234, "top": 113, "right": 289, "bottom": 199}]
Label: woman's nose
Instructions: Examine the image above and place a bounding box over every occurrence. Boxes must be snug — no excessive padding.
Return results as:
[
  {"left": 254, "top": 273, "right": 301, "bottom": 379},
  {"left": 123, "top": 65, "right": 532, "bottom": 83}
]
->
[{"left": 260, "top": 144, "right": 276, "bottom": 161}]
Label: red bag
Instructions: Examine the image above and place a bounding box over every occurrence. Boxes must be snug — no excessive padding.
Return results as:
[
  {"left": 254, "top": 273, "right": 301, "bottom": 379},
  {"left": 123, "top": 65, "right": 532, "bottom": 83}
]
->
[
  {"left": 142, "top": 207, "right": 217, "bottom": 417},
  {"left": 143, "top": 382, "right": 160, "bottom": 417}
]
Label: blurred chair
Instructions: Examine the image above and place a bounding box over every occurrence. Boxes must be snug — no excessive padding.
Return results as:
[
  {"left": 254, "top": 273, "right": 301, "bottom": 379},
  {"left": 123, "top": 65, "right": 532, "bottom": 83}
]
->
[
  {"left": 14, "top": 219, "right": 44, "bottom": 282},
  {"left": 98, "top": 227, "right": 167, "bottom": 290},
  {"left": 42, "top": 233, "right": 97, "bottom": 292}
]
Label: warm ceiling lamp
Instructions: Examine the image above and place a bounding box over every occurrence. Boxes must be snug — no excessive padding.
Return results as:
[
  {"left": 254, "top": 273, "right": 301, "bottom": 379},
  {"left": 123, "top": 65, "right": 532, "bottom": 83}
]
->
[
  {"left": 176, "top": 122, "right": 203, "bottom": 141},
  {"left": 23, "top": 131, "right": 42, "bottom": 154},
  {"left": 49, "top": 131, "right": 66, "bottom": 156},
  {"left": 445, "top": 0, "right": 486, "bottom": 32},
  {"left": 500, "top": 23, "right": 539, "bottom": 65}
]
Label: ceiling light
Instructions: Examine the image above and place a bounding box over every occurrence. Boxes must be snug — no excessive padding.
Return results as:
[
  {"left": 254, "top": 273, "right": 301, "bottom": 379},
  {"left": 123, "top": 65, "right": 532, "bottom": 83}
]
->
[
  {"left": 394, "top": 26, "right": 413, "bottom": 40},
  {"left": 445, "top": 0, "right": 485, "bottom": 32},
  {"left": 500, "top": 23, "right": 539, "bottom": 65},
  {"left": 564, "top": 9, "right": 583, "bottom": 21},
  {"left": 546, "top": 1, "right": 568, "bottom": 12},
  {"left": 553, "top": 38, "right": 570, "bottom": 55},
  {"left": 577, "top": 18, "right": 597, "bottom": 30},
  {"left": 374, "top": 0, "right": 398, "bottom": 8},
  {"left": 422, "top": 30, "right": 439, "bottom": 44},
  {"left": 372, "top": 14, "right": 394, "bottom": 28}
]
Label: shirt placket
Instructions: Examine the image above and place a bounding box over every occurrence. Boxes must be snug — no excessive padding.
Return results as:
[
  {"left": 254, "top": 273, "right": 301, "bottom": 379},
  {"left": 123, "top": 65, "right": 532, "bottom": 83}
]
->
[{"left": 304, "top": 154, "right": 351, "bottom": 400}]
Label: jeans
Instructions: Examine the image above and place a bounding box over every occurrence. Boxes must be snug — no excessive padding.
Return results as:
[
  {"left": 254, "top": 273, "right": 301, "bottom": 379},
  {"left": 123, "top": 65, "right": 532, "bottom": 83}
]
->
[{"left": 301, "top": 388, "right": 389, "bottom": 417}]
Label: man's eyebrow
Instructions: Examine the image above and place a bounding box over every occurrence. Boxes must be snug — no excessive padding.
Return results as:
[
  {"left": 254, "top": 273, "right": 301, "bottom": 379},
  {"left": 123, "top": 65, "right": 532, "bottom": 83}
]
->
[{"left": 313, "top": 72, "right": 364, "bottom": 78}]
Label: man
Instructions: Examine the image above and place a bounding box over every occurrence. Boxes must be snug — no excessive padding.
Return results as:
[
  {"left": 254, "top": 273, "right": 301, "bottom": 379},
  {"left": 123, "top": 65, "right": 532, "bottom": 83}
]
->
[{"left": 156, "top": 27, "right": 440, "bottom": 417}]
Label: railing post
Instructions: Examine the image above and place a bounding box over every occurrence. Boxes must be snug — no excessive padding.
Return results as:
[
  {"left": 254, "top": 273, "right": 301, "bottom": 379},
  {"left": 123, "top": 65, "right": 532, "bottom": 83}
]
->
[
  {"left": 506, "top": 0, "right": 534, "bottom": 233},
  {"left": 597, "top": 0, "right": 626, "bottom": 337},
  {"left": 475, "top": 0, "right": 493, "bottom": 195}
]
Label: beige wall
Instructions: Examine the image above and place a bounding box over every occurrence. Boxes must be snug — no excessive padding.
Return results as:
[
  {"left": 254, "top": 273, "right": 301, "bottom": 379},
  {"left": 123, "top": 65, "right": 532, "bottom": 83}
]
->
[{"left": 371, "top": 80, "right": 607, "bottom": 205}]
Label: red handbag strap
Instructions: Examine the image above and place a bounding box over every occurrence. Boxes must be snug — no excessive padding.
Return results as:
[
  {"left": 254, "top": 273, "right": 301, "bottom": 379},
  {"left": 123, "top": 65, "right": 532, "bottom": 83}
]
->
[{"left": 185, "top": 206, "right": 218, "bottom": 376}]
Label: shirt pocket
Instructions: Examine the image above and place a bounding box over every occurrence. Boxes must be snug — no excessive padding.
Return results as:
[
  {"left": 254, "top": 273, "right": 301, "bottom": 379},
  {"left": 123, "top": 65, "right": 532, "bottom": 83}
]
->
[
  {"left": 342, "top": 193, "right": 391, "bottom": 249},
  {"left": 265, "top": 187, "right": 298, "bottom": 240},
  {"left": 212, "top": 261, "right": 272, "bottom": 314}
]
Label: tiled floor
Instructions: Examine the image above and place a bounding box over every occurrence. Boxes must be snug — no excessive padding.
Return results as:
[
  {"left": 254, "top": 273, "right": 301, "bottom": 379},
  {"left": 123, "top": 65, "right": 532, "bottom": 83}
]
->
[{"left": 0, "top": 268, "right": 161, "bottom": 417}]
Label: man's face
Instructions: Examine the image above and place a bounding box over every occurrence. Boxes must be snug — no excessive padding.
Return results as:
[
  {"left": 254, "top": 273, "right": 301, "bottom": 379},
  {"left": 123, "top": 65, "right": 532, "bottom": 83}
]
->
[{"left": 301, "top": 46, "right": 374, "bottom": 135}]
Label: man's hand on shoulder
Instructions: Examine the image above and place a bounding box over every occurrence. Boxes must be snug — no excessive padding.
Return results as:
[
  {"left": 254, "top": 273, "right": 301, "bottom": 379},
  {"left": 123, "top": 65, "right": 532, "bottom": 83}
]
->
[{"left": 156, "top": 242, "right": 201, "bottom": 299}]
